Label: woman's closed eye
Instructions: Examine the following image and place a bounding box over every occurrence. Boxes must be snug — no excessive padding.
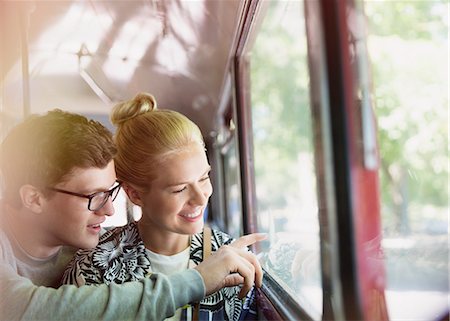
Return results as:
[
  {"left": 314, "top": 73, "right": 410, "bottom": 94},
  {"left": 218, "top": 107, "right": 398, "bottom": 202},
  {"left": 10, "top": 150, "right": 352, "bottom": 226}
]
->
[
  {"left": 173, "top": 186, "right": 187, "bottom": 194},
  {"left": 172, "top": 175, "right": 210, "bottom": 194}
]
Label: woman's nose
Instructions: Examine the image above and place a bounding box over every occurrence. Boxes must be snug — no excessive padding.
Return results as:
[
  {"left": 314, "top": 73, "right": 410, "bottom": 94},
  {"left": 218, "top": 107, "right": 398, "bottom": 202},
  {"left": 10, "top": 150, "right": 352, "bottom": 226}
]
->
[{"left": 189, "top": 184, "right": 209, "bottom": 206}]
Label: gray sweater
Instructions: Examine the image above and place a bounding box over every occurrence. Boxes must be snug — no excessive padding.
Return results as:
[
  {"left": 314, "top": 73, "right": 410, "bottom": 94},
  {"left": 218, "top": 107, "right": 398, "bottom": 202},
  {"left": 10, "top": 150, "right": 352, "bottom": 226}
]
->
[{"left": 0, "top": 229, "right": 205, "bottom": 321}]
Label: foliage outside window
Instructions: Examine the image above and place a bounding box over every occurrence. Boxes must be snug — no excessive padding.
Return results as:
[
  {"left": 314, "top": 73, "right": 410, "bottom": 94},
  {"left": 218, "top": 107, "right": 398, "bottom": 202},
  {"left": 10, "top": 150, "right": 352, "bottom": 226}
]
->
[
  {"left": 364, "top": 1, "right": 449, "bottom": 320},
  {"left": 250, "top": 1, "right": 322, "bottom": 317}
]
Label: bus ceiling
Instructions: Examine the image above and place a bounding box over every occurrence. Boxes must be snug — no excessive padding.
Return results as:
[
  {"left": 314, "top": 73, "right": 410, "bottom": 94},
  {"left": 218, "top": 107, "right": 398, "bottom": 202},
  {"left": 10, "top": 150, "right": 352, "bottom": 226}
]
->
[{"left": 0, "top": 0, "right": 243, "bottom": 140}]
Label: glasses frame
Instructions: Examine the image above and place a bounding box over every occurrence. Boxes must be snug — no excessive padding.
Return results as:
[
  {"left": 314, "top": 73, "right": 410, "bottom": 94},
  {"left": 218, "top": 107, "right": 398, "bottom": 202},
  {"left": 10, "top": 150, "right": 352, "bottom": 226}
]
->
[{"left": 47, "top": 181, "right": 122, "bottom": 211}]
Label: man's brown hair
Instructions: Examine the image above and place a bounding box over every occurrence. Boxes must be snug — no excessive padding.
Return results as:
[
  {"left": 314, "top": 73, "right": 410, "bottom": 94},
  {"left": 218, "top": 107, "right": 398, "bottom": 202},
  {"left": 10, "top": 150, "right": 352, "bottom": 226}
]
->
[{"left": 0, "top": 109, "right": 117, "bottom": 207}]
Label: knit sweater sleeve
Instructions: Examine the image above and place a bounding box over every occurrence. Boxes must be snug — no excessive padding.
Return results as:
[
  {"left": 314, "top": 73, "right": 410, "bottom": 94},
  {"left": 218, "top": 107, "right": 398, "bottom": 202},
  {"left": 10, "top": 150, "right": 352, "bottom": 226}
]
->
[{"left": 0, "top": 260, "right": 205, "bottom": 321}]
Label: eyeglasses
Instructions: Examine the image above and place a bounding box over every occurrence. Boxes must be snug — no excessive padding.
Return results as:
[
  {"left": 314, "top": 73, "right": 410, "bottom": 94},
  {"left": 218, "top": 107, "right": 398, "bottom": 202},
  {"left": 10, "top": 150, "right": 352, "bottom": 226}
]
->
[{"left": 47, "top": 182, "right": 122, "bottom": 211}]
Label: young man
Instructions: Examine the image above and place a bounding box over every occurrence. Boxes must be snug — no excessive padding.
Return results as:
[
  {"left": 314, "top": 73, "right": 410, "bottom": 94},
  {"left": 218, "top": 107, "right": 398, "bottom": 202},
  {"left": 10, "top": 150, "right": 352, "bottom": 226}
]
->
[{"left": 0, "top": 110, "right": 264, "bottom": 321}]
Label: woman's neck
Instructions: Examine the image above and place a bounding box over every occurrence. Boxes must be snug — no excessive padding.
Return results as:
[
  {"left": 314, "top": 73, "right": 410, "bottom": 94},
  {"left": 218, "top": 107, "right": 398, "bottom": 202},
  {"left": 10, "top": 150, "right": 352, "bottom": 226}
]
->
[{"left": 137, "top": 220, "right": 190, "bottom": 256}]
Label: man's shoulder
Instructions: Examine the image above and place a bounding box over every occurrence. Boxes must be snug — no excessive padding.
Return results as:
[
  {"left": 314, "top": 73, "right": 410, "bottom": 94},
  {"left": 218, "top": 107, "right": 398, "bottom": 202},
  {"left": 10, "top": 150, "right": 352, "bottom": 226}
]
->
[
  {"left": 0, "top": 201, "right": 17, "bottom": 266},
  {"left": 0, "top": 228, "right": 17, "bottom": 266}
]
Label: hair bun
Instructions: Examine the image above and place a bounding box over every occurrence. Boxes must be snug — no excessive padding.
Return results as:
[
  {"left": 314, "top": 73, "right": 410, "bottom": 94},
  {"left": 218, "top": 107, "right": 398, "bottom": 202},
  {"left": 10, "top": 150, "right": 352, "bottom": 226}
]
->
[{"left": 110, "top": 93, "right": 157, "bottom": 126}]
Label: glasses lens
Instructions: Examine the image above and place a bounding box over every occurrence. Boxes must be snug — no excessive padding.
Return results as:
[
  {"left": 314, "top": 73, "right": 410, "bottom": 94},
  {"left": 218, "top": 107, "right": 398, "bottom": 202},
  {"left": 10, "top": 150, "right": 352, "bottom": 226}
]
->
[
  {"left": 88, "top": 184, "right": 121, "bottom": 211},
  {"left": 89, "top": 192, "right": 109, "bottom": 211}
]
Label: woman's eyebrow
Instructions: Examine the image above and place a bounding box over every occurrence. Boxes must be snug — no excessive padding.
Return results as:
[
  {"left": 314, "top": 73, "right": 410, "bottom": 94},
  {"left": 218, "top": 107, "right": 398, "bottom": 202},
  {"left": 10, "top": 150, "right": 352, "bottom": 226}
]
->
[{"left": 166, "top": 166, "right": 211, "bottom": 187}]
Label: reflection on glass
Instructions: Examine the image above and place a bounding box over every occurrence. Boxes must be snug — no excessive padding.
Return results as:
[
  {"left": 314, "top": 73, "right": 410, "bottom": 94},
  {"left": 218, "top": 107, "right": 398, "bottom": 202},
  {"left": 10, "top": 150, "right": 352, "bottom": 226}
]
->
[
  {"left": 249, "top": 1, "right": 322, "bottom": 317},
  {"left": 364, "top": 1, "right": 449, "bottom": 320},
  {"left": 223, "top": 137, "right": 243, "bottom": 239}
]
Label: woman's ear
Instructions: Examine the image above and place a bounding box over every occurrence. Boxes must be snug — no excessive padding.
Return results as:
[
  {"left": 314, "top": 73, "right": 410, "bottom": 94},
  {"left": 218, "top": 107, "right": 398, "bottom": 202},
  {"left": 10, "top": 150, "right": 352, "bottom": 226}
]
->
[
  {"left": 123, "top": 183, "right": 144, "bottom": 207},
  {"left": 19, "top": 185, "right": 44, "bottom": 214}
]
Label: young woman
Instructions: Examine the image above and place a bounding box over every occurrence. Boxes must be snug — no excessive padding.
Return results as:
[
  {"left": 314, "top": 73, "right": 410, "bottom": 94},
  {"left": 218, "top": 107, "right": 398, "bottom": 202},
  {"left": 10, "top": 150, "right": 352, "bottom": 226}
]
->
[{"left": 62, "top": 93, "right": 256, "bottom": 321}]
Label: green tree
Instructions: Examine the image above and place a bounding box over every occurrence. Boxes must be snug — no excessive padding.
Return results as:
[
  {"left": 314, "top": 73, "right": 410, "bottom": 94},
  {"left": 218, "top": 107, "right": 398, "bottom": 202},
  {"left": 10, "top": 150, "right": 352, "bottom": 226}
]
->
[
  {"left": 250, "top": 1, "right": 313, "bottom": 213},
  {"left": 365, "top": 0, "right": 448, "bottom": 234}
]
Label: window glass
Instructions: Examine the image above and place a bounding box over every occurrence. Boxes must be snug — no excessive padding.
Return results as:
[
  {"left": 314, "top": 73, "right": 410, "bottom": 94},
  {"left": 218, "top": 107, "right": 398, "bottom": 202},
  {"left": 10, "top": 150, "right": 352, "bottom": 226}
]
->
[
  {"left": 103, "top": 190, "right": 128, "bottom": 227},
  {"left": 222, "top": 136, "right": 243, "bottom": 239},
  {"left": 249, "top": 0, "right": 322, "bottom": 317},
  {"left": 364, "top": 1, "right": 449, "bottom": 320}
]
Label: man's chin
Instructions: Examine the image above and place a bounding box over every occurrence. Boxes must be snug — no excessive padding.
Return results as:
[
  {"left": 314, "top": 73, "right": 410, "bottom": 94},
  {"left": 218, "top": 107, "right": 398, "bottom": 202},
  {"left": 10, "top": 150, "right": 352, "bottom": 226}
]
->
[{"left": 73, "top": 237, "right": 100, "bottom": 250}]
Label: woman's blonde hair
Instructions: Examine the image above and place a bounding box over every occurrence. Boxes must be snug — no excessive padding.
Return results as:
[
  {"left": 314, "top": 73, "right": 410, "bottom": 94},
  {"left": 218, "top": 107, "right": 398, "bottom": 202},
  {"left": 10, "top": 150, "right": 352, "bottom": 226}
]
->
[{"left": 110, "top": 93, "right": 204, "bottom": 189}]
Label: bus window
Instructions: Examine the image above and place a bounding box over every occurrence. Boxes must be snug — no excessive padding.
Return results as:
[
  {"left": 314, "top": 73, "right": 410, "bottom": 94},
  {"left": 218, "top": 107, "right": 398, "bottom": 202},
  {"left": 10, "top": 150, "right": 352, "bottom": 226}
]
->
[
  {"left": 249, "top": 0, "right": 322, "bottom": 317},
  {"left": 364, "top": 1, "right": 449, "bottom": 320},
  {"left": 222, "top": 134, "right": 244, "bottom": 239},
  {"left": 102, "top": 189, "right": 128, "bottom": 227}
]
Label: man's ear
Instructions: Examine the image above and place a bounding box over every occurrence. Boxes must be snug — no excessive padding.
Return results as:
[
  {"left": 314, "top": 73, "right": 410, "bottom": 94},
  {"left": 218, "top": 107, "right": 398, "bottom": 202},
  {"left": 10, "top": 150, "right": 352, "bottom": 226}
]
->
[
  {"left": 19, "top": 185, "right": 45, "bottom": 214},
  {"left": 123, "top": 183, "right": 143, "bottom": 207}
]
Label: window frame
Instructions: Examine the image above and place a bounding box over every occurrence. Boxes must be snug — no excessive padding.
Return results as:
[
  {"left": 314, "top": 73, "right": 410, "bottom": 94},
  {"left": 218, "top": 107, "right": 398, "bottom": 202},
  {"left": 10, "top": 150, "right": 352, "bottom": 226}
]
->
[
  {"left": 228, "top": 0, "right": 388, "bottom": 320},
  {"left": 233, "top": 0, "right": 326, "bottom": 320},
  {"left": 220, "top": 128, "right": 244, "bottom": 238}
]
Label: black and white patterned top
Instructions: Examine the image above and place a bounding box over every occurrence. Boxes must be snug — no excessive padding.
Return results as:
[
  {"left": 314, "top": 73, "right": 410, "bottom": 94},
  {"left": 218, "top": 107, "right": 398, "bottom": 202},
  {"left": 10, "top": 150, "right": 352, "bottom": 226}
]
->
[{"left": 61, "top": 222, "right": 257, "bottom": 321}]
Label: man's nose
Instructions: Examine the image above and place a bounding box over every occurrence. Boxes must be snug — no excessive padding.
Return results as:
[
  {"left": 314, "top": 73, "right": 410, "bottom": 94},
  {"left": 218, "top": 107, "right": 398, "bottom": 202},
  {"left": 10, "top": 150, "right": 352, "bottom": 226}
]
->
[{"left": 94, "top": 196, "right": 115, "bottom": 217}]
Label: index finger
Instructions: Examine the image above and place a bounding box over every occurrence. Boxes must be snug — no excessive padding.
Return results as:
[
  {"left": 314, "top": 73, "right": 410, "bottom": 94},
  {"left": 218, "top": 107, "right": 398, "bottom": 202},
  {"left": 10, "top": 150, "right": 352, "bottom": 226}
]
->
[{"left": 231, "top": 233, "right": 267, "bottom": 249}]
